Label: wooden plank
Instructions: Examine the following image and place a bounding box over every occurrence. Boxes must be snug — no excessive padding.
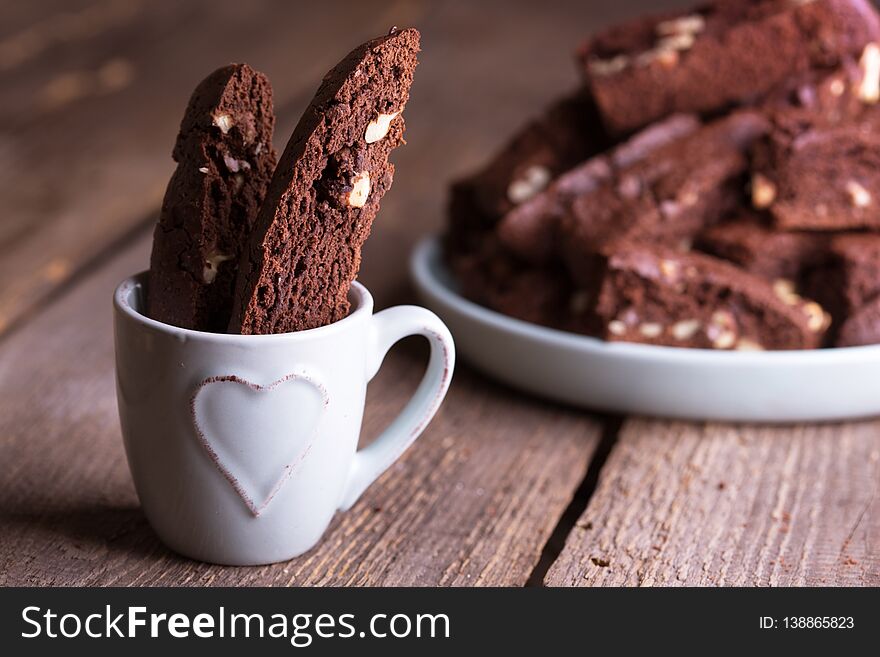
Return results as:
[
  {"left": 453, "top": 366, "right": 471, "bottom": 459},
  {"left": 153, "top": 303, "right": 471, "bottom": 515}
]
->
[
  {"left": 544, "top": 419, "right": 880, "bottom": 586},
  {"left": 0, "top": 230, "right": 602, "bottom": 586}
]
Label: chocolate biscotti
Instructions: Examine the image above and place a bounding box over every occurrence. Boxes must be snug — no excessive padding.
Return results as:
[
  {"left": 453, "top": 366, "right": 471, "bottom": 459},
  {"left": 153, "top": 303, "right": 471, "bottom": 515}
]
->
[
  {"left": 568, "top": 243, "right": 828, "bottom": 350},
  {"left": 496, "top": 114, "right": 701, "bottom": 264},
  {"left": 579, "top": 0, "right": 880, "bottom": 134},
  {"left": 148, "top": 64, "right": 277, "bottom": 331},
  {"left": 559, "top": 111, "right": 768, "bottom": 262},
  {"left": 837, "top": 296, "right": 880, "bottom": 346},
  {"left": 694, "top": 212, "right": 827, "bottom": 282},
  {"left": 804, "top": 234, "right": 880, "bottom": 328},
  {"left": 750, "top": 45, "right": 880, "bottom": 231},
  {"left": 753, "top": 125, "right": 880, "bottom": 231},
  {"left": 454, "top": 236, "right": 573, "bottom": 329},
  {"left": 228, "top": 28, "right": 420, "bottom": 334}
]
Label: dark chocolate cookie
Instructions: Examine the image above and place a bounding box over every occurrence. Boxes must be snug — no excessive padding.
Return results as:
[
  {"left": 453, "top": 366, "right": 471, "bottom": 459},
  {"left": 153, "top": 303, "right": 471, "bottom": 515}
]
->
[
  {"left": 837, "top": 295, "right": 880, "bottom": 346},
  {"left": 496, "top": 113, "right": 700, "bottom": 264},
  {"left": 451, "top": 233, "right": 574, "bottom": 330},
  {"left": 694, "top": 211, "right": 827, "bottom": 282},
  {"left": 750, "top": 49, "right": 880, "bottom": 231},
  {"left": 148, "top": 64, "right": 277, "bottom": 331},
  {"left": 568, "top": 242, "right": 828, "bottom": 350},
  {"left": 803, "top": 234, "right": 880, "bottom": 341},
  {"left": 579, "top": 0, "right": 880, "bottom": 134},
  {"left": 229, "top": 28, "right": 420, "bottom": 334},
  {"left": 559, "top": 111, "right": 769, "bottom": 266}
]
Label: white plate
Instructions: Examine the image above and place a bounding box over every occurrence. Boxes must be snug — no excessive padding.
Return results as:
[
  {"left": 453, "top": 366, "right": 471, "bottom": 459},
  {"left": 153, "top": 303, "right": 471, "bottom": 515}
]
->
[{"left": 410, "top": 236, "right": 880, "bottom": 422}]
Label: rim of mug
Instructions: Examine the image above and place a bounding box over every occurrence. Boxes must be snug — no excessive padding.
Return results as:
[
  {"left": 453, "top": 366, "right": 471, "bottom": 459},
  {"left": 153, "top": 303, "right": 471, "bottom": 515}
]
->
[{"left": 114, "top": 271, "right": 374, "bottom": 342}]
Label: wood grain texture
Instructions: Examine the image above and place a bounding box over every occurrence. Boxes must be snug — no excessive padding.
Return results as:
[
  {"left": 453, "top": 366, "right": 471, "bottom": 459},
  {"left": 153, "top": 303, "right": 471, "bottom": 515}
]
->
[
  {"left": 0, "top": 231, "right": 601, "bottom": 586},
  {"left": 545, "top": 419, "right": 880, "bottom": 586}
]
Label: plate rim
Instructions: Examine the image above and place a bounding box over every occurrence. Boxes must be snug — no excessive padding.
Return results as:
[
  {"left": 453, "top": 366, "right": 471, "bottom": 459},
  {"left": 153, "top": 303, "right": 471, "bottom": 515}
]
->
[{"left": 410, "top": 235, "right": 880, "bottom": 367}]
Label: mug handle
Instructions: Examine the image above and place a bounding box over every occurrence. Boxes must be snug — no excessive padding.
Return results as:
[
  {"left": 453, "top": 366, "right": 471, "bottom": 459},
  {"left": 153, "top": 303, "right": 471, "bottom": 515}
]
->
[{"left": 338, "top": 305, "right": 455, "bottom": 511}]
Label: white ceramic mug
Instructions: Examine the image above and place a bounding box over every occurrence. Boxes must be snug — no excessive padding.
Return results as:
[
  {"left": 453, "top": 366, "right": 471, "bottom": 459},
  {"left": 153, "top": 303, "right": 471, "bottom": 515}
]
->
[{"left": 113, "top": 272, "right": 455, "bottom": 565}]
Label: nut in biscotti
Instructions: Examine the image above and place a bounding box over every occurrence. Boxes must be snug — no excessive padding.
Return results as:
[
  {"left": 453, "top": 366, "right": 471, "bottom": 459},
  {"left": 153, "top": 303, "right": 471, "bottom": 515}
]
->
[
  {"left": 750, "top": 173, "right": 777, "bottom": 209},
  {"left": 735, "top": 338, "right": 764, "bottom": 351},
  {"left": 589, "top": 55, "right": 629, "bottom": 76},
  {"left": 671, "top": 318, "right": 701, "bottom": 341},
  {"left": 507, "top": 165, "right": 552, "bottom": 205},
  {"left": 212, "top": 112, "right": 234, "bottom": 134},
  {"left": 859, "top": 42, "right": 880, "bottom": 103},
  {"left": 802, "top": 301, "right": 830, "bottom": 333},
  {"left": 773, "top": 278, "right": 800, "bottom": 305},
  {"left": 203, "top": 251, "right": 234, "bottom": 284},
  {"left": 348, "top": 171, "right": 371, "bottom": 208},
  {"left": 845, "top": 180, "right": 872, "bottom": 207},
  {"left": 365, "top": 111, "right": 400, "bottom": 143},
  {"left": 655, "top": 14, "right": 705, "bottom": 38}
]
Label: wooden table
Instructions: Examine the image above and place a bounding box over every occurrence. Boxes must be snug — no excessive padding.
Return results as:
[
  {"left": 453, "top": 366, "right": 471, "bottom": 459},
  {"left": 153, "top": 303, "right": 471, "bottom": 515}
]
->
[{"left": 1, "top": 0, "right": 877, "bottom": 587}]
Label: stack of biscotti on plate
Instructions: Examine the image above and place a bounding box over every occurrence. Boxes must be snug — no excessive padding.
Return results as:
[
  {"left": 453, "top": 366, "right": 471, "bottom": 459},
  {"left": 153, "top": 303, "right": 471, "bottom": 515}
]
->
[
  {"left": 148, "top": 28, "right": 420, "bottom": 334},
  {"left": 445, "top": 0, "right": 880, "bottom": 349}
]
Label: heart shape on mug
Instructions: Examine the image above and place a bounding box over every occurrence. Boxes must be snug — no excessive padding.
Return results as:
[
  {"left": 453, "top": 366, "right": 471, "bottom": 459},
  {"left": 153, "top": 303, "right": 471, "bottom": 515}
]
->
[{"left": 191, "top": 373, "right": 328, "bottom": 517}]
